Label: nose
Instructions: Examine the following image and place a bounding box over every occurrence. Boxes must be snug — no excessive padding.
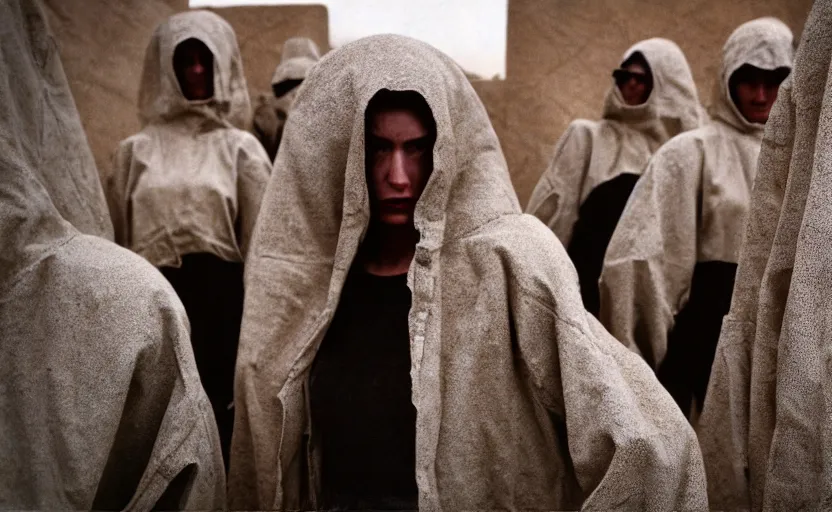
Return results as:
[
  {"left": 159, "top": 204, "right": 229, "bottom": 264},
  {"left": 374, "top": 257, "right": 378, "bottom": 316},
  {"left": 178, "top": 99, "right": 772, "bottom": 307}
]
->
[
  {"left": 387, "top": 149, "right": 410, "bottom": 190},
  {"left": 191, "top": 60, "right": 205, "bottom": 75},
  {"left": 752, "top": 83, "right": 768, "bottom": 103}
]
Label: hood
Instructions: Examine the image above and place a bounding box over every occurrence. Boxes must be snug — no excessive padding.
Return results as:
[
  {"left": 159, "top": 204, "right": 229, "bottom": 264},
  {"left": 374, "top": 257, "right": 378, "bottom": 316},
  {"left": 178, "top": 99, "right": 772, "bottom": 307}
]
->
[
  {"left": 711, "top": 17, "right": 794, "bottom": 133},
  {"left": 602, "top": 38, "right": 704, "bottom": 139},
  {"left": 1, "top": 0, "right": 114, "bottom": 286},
  {"left": 270, "top": 36, "right": 321, "bottom": 88},
  {"left": 251, "top": 33, "right": 520, "bottom": 273},
  {"left": 138, "top": 10, "right": 252, "bottom": 130}
]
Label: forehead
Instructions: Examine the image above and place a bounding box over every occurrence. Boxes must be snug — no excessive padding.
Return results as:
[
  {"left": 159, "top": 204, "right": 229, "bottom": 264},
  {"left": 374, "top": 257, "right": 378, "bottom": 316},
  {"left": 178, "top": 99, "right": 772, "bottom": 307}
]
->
[
  {"left": 732, "top": 64, "right": 781, "bottom": 82},
  {"left": 624, "top": 61, "right": 648, "bottom": 72},
  {"left": 369, "top": 108, "right": 430, "bottom": 137},
  {"left": 175, "top": 38, "right": 212, "bottom": 57}
]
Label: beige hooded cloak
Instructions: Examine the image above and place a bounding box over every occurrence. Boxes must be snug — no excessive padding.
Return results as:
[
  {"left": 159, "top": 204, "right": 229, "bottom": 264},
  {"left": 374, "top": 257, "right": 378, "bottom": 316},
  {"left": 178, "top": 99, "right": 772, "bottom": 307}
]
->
[
  {"left": 597, "top": 19, "right": 794, "bottom": 408},
  {"left": 253, "top": 37, "right": 321, "bottom": 162},
  {"left": 228, "top": 34, "right": 706, "bottom": 511},
  {"left": 698, "top": 1, "right": 832, "bottom": 508},
  {"left": 526, "top": 38, "right": 703, "bottom": 249},
  {"left": 0, "top": 0, "right": 225, "bottom": 508},
  {"left": 107, "top": 10, "right": 270, "bottom": 269}
]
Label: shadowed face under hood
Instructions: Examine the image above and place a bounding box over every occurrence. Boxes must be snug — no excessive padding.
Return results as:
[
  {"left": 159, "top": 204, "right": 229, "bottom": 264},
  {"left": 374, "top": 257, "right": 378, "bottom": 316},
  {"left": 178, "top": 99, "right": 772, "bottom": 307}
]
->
[
  {"left": 138, "top": 10, "right": 252, "bottom": 130},
  {"left": 711, "top": 17, "right": 794, "bottom": 133},
  {"left": 252, "top": 33, "right": 521, "bottom": 271},
  {"left": 271, "top": 36, "right": 321, "bottom": 92},
  {"left": 603, "top": 37, "right": 704, "bottom": 137}
]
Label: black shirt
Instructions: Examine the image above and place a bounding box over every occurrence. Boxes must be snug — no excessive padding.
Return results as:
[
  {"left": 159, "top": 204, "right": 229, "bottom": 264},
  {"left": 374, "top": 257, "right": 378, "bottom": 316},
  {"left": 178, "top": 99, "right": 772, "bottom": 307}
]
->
[
  {"left": 567, "top": 172, "right": 641, "bottom": 317},
  {"left": 309, "top": 269, "right": 418, "bottom": 511}
]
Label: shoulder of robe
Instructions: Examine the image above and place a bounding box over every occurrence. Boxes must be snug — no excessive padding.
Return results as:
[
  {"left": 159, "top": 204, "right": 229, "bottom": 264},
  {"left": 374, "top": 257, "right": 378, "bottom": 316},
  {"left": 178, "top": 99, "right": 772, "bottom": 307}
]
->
[
  {"left": 114, "top": 131, "right": 156, "bottom": 167},
  {"left": 543, "top": 119, "right": 597, "bottom": 166},
  {"left": 45, "top": 234, "right": 186, "bottom": 350},
  {"left": 229, "top": 127, "right": 272, "bottom": 162},
  {"left": 647, "top": 126, "right": 710, "bottom": 174},
  {"left": 454, "top": 213, "right": 583, "bottom": 310},
  {"left": 252, "top": 95, "right": 279, "bottom": 122},
  {"left": 564, "top": 118, "right": 598, "bottom": 139},
  {"left": 117, "top": 130, "right": 153, "bottom": 151}
]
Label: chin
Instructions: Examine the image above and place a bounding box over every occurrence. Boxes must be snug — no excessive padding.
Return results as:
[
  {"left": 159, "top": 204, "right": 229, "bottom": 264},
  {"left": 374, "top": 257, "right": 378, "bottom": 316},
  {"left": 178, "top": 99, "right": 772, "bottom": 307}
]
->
[
  {"left": 748, "top": 114, "right": 770, "bottom": 124},
  {"left": 379, "top": 212, "right": 412, "bottom": 226}
]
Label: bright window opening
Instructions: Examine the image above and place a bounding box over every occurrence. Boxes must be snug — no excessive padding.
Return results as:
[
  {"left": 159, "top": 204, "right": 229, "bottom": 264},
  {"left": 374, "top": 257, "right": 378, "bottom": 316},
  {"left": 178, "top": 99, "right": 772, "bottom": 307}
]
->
[{"left": 189, "top": 0, "right": 507, "bottom": 79}]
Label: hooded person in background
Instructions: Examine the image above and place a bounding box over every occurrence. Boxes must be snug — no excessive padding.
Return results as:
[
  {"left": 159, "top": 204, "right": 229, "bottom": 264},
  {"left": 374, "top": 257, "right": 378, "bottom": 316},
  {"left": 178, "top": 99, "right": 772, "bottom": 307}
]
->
[
  {"left": 598, "top": 18, "right": 794, "bottom": 420},
  {"left": 253, "top": 37, "right": 321, "bottom": 162},
  {"left": 0, "top": 0, "right": 225, "bottom": 508},
  {"left": 698, "top": 1, "right": 832, "bottom": 508},
  {"left": 228, "top": 34, "right": 706, "bottom": 511},
  {"left": 526, "top": 39, "right": 704, "bottom": 316},
  {"left": 106, "top": 10, "right": 271, "bottom": 467}
]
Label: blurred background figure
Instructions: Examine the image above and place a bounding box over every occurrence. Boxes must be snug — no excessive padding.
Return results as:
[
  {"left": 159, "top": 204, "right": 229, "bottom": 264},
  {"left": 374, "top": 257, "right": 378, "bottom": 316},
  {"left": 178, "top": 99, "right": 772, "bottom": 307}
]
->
[
  {"left": 526, "top": 38, "right": 704, "bottom": 315},
  {"left": 599, "top": 17, "right": 794, "bottom": 421},
  {"left": 699, "top": 2, "right": 832, "bottom": 508},
  {"left": 106, "top": 10, "right": 271, "bottom": 468},
  {"left": 253, "top": 36, "right": 321, "bottom": 162},
  {"left": 0, "top": 0, "right": 225, "bottom": 507}
]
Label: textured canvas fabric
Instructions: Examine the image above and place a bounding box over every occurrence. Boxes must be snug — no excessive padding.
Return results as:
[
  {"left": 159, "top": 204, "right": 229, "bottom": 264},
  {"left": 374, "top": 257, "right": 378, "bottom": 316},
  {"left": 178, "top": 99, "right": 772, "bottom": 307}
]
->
[
  {"left": 228, "top": 34, "right": 706, "bottom": 511},
  {"left": 107, "top": 10, "right": 271, "bottom": 268},
  {"left": 525, "top": 38, "right": 704, "bottom": 246},
  {"left": 598, "top": 18, "right": 794, "bottom": 370},
  {"left": 0, "top": 0, "right": 226, "bottom": 508},
  {"left": 253, "top": 37, "right": 321, "bottom": 162},
  {"left": 698, "top": 0, "right": 832, "bottom": 508}
]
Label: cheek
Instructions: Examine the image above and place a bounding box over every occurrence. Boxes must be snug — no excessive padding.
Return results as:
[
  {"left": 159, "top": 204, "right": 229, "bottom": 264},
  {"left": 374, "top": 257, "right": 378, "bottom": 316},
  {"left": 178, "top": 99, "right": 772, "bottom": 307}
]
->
[
  {"left": 411, "top": 156, "right": 433, "bottom": 192},
  {"left": 737, "top": 86, "right": 755, "bottom": 105},
  {"left": 369, "top": 157, "right": 390, "bottom": 191}
]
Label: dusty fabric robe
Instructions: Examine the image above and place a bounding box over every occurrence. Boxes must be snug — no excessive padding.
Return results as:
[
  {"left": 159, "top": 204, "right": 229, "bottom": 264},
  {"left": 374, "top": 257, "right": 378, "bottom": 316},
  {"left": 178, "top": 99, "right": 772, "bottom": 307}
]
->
[
  {"left": 107, "top": 10, "right": 270, "bottom": 269},
  {"left": 228, "top": 34, "right": 706, "bottom": 511},
  {"left": 698, "top": 1, "right": 832, "bottom": 508},
  {"left": 253, "top": 37, "right": 321, "bottom": 162},
  {"left": 597, "top": 19, "right": 794, "bottom": 413},
  {"left": 526, "top": 38, "right": 703, "bottom": 250},
  {"left": 0, "top": 0, "right": 225, "bottom": 508}
]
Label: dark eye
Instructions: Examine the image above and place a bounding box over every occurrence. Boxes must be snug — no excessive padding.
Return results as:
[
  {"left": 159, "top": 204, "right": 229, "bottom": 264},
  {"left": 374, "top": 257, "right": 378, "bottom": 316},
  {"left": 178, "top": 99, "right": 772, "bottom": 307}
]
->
[
  {"left": 404, "top": 136, "right": 432, "bottom": 154},
  {"left": 367, "top": 136, "right": 393, "bottom": 154}
]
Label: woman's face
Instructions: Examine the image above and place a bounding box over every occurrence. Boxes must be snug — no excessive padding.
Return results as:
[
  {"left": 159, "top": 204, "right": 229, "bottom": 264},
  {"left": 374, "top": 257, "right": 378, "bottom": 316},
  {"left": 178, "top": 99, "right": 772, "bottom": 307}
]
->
[
  {"left": 365, "top": 107, "right": 435, "bottom": 227},
  {"left": 173, "top": 38, "right": 214, "bottom": 101}
]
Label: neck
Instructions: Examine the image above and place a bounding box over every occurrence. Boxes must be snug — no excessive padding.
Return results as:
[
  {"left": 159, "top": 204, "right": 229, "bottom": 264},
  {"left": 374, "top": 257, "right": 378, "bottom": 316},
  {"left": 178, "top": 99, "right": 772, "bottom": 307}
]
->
[{"left": 360, "top": 221, "right": 419, "bottom": 276}]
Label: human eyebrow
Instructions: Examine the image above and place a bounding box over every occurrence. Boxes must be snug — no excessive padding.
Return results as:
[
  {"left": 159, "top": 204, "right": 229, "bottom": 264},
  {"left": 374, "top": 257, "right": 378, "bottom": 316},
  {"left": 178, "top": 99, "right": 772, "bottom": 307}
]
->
[
  {"left": 404, "top": 135, "right": 434, "bottom": 152},
  {"left": 366, "top": 133, "right": 393, "bottom": 150}
]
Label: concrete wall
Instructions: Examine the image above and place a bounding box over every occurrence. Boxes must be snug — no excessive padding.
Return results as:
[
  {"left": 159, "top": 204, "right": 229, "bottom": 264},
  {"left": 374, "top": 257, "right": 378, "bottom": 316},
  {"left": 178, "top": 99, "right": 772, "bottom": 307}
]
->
[
  {"left": 46, "top": 0, "right": 812, "bottom": 206},
  {"left": 44, "top": 1, "right": 329, "bottom": 183},
  {"left": 43, "top": 0, "right": 189, "bottom": 182},
  {"left": 206, "top": 6, "right": 329, "bottom": 98},
  {"left": 493, "top": 0, "right": 813, "bottom": 206}
]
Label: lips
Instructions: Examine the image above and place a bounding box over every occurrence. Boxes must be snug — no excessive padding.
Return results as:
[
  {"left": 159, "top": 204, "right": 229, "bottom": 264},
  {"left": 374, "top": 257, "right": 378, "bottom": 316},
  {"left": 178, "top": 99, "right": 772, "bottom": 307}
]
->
[{"left": 380, "top": 198, "right": 413, "bottom": 211}]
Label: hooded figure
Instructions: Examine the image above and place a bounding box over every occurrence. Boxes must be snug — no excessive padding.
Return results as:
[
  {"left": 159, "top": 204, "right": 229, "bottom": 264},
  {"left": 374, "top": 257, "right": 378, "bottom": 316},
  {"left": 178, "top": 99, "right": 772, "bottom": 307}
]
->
[
  {"left": 228, "top": 34, "right": 706, "bottom": 511},
  {"left": 0, "top": 0, "right": 225, "bottom": 508},
  {"left": 107, "top": 10, "right": 271, "bottom": 467},
  {"left": 526, "top": 39, "right": 703, "bottom": 315},
  {"left": 697, "top": 1, "right": 832, "bottom": 508},
  {"left": 252, "top": 37, "right": 321, "bottom": 162},
  {"left": 598, "top": 18, "right": 794, "bottom": 418}
]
